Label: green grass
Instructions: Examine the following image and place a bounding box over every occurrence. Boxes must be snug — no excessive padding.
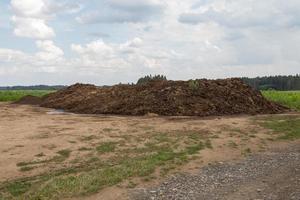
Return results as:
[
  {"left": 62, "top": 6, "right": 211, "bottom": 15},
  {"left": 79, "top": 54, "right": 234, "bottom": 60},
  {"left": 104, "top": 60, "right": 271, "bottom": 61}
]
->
[
  {"left": 96, "top": 142, "right": 117, "bottom": 153},
  {"left": 259, "top": 115, "right": 300, "bottom": 140},
  {"left": 56, "top": 149, "right": 72, "bottom": 158},
  {"left": 0, "top": 131, "right": 211, "bottom": 199},
  {"left": 262, "top": 90, "right": 300, "bottom": 110},
  {"left": 6, "top": 182, "right": 31, "bottom": 197},
  {"left": 0, "top": 90, "right": 54, "bottom": 102},
  {"left": 19, "top": 166, "right": 35, "bottom": 172}
]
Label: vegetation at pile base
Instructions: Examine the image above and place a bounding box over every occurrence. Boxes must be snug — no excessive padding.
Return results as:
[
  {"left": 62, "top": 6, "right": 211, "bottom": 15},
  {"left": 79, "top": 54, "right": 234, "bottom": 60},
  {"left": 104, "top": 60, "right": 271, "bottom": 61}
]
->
[
  {"left": 0, "top": 131, "right": 212, "bottom": 199},
  {"left": 262, "top": 90, "right": 300, "bottom": 110},
  {"left": 257, "top": 115, "right": 300, "bottom": 140},
  {"left": 0, "top": 90, "right": 54, "bottom": 102}
]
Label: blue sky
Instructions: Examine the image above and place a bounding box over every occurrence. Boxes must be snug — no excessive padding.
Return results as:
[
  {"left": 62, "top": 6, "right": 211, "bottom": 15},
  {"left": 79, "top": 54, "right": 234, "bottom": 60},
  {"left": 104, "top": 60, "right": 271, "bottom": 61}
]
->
[{"left": 0, "top": 0, "right": 299, "bottom": 86}]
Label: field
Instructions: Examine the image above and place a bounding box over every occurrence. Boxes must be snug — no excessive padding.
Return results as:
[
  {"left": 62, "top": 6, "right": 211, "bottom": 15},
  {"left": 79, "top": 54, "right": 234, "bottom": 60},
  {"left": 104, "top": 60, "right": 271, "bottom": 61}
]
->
[
  {"left": 0, "top": 103, "right": 299, "bottom": 199},
  {"left": 262, "top": 90, "right": 300, "bottom": 110},
  {"left": 0, "top": 88, "right": 299, "bottom": 199},
  {"left": 0, "top": 90, "right": 54, "bottom": 102}
]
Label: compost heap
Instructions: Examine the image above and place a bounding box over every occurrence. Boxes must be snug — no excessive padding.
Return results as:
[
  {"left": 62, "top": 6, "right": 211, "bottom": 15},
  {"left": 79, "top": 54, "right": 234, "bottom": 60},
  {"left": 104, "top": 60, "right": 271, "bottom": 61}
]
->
[{"left": 17, "top": 78, "right": 287, "bottom": 116}]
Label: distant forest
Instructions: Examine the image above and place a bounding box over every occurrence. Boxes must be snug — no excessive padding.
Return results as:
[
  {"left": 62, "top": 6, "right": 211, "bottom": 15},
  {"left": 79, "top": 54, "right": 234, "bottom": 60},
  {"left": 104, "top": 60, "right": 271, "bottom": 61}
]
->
[
  {"left": 0, "top": 85, "right": 66, "bottom": 90},
  {"left": 242, "top": 75, "right": 300, "bottom": 91},
  {"left": 0, "top": 75, "right": 299, "bottom": 91}
]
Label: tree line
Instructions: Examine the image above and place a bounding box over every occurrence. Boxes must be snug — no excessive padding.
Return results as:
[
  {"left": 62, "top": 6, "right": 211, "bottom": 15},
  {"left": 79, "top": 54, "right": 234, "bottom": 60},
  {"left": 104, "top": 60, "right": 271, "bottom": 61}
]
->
[
  {"left": 242, "top": 75, "right": 300, "bottom": 91},
  {"left": 0, "top": 85, "right": 66, "bottom": 90},
  {"left": 1, "top": 75, "right": 299, "bottom": 91}
]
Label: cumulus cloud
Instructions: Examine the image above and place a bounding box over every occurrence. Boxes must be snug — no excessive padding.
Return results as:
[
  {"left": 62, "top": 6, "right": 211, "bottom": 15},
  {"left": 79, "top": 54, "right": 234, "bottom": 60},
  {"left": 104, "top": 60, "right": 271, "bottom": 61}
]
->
[
  {"left": 0, "top": 40, "right": 65, "bottom": 76},
  {"left": 11, "top": 16, "right": 55, "bottom": 39},
  {"left": 1, "top": 0, "right": 300, "bottom": 85},
  {"left": 71, "top": 38, "right": 165, "bottom": 70},
  {"left": 178, "top": 0, "right": 300, "bottom": 28},
  {"left": 10, "top": 0, "right": 54, "bottom": 39},
  {"left": 35, "top": 40, "right": 64, "bottom": 61},
  {"left": 77, "top": 0, "right": 164, "bottom": 24},
  {"left": 10, "top": 0, "right": 81, "bottom": 39}
]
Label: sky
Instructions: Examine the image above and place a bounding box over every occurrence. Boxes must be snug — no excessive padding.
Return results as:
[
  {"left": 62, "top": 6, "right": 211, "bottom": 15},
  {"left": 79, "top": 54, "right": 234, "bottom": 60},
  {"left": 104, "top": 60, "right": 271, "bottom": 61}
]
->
[{"left": 0, "top": 0, "right": 299, "bottom": 86}]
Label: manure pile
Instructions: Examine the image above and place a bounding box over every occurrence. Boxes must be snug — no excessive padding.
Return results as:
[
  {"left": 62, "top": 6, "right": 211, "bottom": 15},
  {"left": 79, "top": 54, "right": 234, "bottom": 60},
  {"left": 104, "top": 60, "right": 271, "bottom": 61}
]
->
[{"left": 17, "top": 78, "right": 287, "bottom": 116}]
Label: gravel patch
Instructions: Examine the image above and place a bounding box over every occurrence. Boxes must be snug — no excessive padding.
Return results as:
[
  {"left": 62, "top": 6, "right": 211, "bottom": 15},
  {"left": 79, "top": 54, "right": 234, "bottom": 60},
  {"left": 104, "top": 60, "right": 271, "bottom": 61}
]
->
[{"left": 131, "top": 144, "right": 300, "bottom": 200}]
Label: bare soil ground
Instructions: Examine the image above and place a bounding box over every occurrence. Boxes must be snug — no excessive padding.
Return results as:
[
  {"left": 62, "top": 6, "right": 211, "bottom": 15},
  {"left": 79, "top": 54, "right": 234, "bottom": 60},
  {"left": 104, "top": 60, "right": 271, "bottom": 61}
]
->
[{"left": 0, "top": 103, "right": 298, "bottom": 199}]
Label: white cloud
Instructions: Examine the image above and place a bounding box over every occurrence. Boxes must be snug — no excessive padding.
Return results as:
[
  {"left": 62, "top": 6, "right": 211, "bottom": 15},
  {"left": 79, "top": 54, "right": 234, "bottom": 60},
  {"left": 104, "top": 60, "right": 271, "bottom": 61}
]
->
[
  {"left": 11, "top": 16, "right": 55, "bottom": 39},
  {"left": 10, "top": 0, "right": 81, "bottom": 39},
  {"left": 71, "top": 38, "right": 165, "bottom": 70},
  {"left": 0, "top": 40, "right": 65, "bottom": 76},
  {"left": 35, "top": 40, "right": 64, "bottom": 61},
  {"left": 178, "top": 0, "right": 300, "bottom": 28},
  {"left": 10, "top": 0, "right": 54, "bottom": 39},
  {"left": 77, "top": 0, "right": 164, "bottom": 24},
  {"left": 1, "top": 0, "right": 300, "bottom": 85},
  {"left": 11, "top": 0, "right": 46, "bottom": 18}
]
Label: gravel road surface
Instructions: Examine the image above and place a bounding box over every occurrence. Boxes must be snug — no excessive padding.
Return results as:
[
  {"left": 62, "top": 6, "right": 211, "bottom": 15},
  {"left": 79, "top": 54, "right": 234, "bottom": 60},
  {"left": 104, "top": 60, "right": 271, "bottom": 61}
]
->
[{"left": 132, "top": 143, "right": 300, "bottom": 200}]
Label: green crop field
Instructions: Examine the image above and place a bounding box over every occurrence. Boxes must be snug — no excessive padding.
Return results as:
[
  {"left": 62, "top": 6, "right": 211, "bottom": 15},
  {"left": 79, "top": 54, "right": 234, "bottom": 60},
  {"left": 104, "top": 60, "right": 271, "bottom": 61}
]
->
[
  {"left": 0, "top": 90, "right": 54, "bottom": 102},
  {"left": 262, "top": 90, "right": 300, "bottom": 111}
]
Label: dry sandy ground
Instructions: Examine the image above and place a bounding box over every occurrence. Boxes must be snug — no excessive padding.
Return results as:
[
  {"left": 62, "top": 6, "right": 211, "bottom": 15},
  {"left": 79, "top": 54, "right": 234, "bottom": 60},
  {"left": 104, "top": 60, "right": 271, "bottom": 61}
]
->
[{"left": 0, "top": 102, "right": 298, "bottom": 199}]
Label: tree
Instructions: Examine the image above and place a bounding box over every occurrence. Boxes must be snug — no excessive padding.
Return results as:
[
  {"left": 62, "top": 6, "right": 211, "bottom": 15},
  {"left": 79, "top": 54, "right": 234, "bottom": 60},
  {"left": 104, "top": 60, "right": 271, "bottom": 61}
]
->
[{"left": 136, "top": 75, "right": 167, "bottom": 85}]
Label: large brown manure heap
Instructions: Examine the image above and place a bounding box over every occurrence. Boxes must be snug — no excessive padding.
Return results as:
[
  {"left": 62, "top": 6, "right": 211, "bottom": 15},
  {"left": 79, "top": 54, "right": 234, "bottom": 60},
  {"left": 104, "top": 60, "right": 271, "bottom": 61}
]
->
[{"left": 20, "top": 78, "right": 285, "bottom": 116}]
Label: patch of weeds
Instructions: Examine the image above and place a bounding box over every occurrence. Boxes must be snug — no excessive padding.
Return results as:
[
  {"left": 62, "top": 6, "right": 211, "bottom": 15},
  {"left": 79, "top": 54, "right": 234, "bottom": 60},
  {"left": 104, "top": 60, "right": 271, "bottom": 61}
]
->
[
  {"left": 210, "top": 134, "right": 220, "bottom": 139},
  {"left": 68, "top": 141, "right": 77, "bottom": 144},
  {"left": 154, "top": 133, "right": 171, "bottom": 143},
  {"left": 127, "top": 180, "right": 137, "bottom": 188},
  {"left": 57, "top": 149, "right": 71, "bottom": 158},
  {"left": 258, "top": 116, "right": 300, "bottom": 140},
  {"left": 78, "top": 147, "right": 92, "bottom": 151},
  {"left": 230, "top": 128, "right": 243, "bottom": 134},
  {"left": 205, "top": 140, "right": 213, "bottom": 149},
  {"left": 188, "top": 132, "right": 203, "bottom": 141},
  {"left": 19, "top": 166, "right": 35, "bottom": 172},
  {"left": 81, "top": 135, "right": 97, "bottom": 141},
  {"left": 1, "top": 131, "right": 210, "bottom": 199},
  {"left": 96, "top": 142, "right": 117, "bottom": 153},
  {"left": 142, "top": 175, "right": 156, "bottom": 182},
  {"left": 6, "top": 181, "right": 31, "bottom": 197},
  {"left": 70, "top": 158, "right": 81, "bottom": 164},
  {"left": 15, "top": 145, "right": 24, "bottom": 148},
  {"left": 185, "top": 142, "right": 205, "bottom": 155},
  {"left": 87, "top": 157, "right": 100, "bottom": 163},
  {"left": 103, "top": 128, "right": 113, "bottom": 132},
  {"left": 242, "top": 148, "right": 252, "bottom": 156},
  {"left": 258, "top": 143, "right": 266, "bottom": 152},
  {"left": 17, "top": 160, "right": 48, "bottom": 167},
  {"left": 188, "top": 80, "right": 199, "bottom": 90},
  {"left": 227, "top": 141, "right": 238, "bottom": 149},
  {"left": 35, "top": 153, "right": 45, "bottom": 157},
  {"left": 160, "top": 164, "right": 176, "bottom": 176}
]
